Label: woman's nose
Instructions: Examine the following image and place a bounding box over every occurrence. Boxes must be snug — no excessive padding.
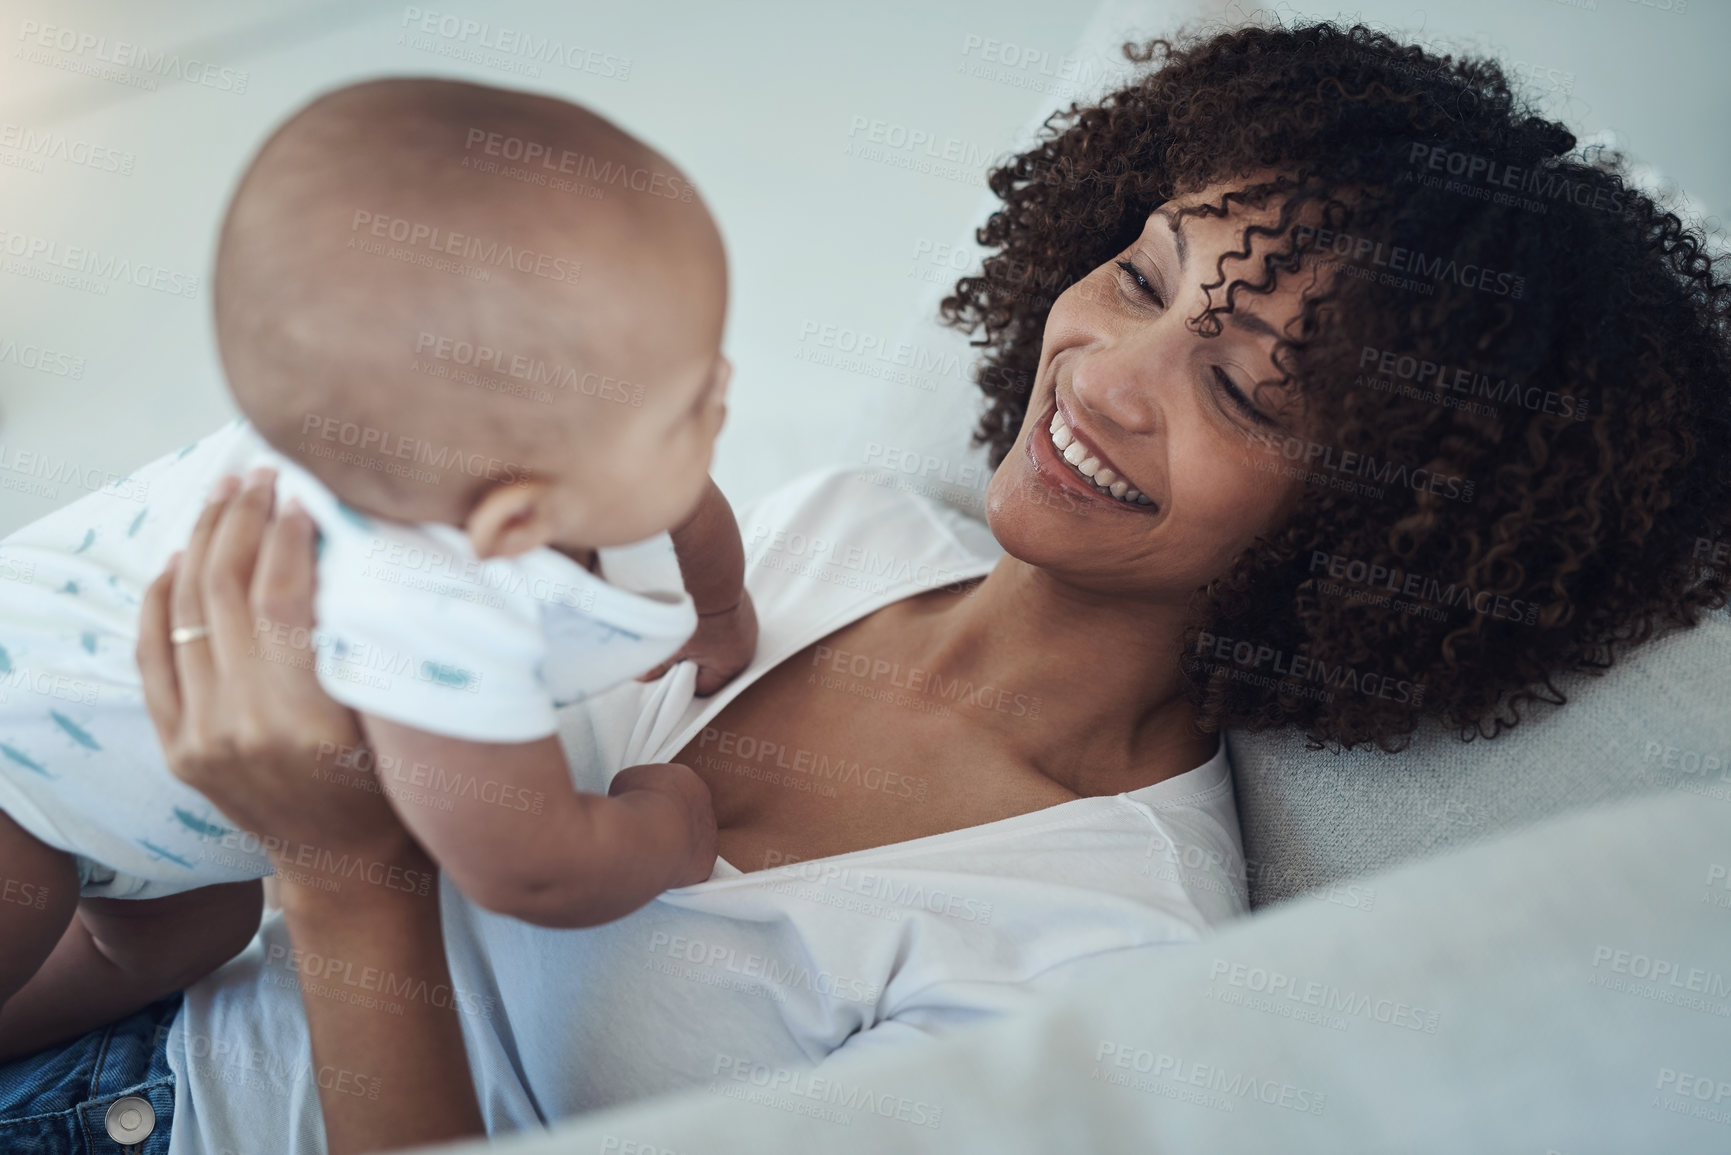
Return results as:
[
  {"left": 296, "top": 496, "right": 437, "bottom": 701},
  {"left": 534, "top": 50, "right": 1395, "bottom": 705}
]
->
[{"left": 1068, "top": 322, "right": 1167, "bottom": 436}]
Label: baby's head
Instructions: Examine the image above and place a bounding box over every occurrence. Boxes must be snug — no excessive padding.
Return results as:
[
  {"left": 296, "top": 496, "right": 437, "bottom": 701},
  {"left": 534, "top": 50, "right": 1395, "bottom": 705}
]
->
[{"left": 215, "top": 78, "right": 729, "bottom": 556}]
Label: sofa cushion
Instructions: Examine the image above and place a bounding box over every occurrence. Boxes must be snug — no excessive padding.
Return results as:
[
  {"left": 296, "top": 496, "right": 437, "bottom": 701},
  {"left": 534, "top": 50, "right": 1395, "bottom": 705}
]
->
[{"left": 1228, "top": 606, "right": 1731, "bottom": 908}]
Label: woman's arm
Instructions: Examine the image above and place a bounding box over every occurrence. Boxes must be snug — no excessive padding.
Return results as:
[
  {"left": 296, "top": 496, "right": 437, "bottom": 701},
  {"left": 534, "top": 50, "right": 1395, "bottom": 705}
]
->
[
  {"left": 135, "top": 469, "right": 485, "bottom": 1153},
  {"left": 272, "top": 852, "right": 479, "bottom": 1154}
]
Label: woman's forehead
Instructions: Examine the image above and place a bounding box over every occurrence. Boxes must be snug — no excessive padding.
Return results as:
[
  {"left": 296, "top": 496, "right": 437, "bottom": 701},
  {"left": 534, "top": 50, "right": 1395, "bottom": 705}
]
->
[{"left": 1151, "top": 178, "right": 1302, "bottom": 232}]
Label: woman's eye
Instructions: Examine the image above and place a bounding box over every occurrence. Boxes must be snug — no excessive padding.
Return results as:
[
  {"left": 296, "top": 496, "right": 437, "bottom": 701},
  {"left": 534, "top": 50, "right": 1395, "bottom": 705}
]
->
[
  {"left": 1212, "top": 367, "right": 1279, "bottom": 428},
  {"left": 1114, "top": 259, "right": 1163, "bottom": 307}
]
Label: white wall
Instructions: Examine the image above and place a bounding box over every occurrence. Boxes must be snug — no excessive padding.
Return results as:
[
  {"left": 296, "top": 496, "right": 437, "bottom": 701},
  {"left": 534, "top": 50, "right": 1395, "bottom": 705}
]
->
[{"left": 0, "top": 0, "right": 1722, "bottom": 534}]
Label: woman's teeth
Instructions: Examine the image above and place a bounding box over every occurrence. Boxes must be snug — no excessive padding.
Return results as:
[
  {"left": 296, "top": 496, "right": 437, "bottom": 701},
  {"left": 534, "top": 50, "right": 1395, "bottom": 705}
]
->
[{"left": 1048, "top": 413, "right": 1153, "bottom": 505}]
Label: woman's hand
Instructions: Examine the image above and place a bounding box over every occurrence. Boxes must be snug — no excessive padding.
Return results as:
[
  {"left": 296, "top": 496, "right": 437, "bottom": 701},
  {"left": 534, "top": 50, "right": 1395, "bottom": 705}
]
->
[
  {"left": 136, "top": 467, "right": 413, "bottom": 878},
  {"left": 135, "top": 466, "right": 484, "bottom": 1153}
]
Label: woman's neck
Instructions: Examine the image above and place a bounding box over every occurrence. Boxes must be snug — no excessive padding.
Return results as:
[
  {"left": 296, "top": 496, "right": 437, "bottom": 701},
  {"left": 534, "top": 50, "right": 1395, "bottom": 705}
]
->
[{"left": 884, "top": 554, "right": 1217, "bottom": 795}]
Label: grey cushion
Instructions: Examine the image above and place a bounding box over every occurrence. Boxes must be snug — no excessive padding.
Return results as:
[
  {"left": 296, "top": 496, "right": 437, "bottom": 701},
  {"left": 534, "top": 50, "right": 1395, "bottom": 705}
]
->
[
  {"left": 1229, "top": 605, "right": 1731, "bottom": 908},
  {"left": 425, "top": 783, "right": 1731, "bottom": 1154}
]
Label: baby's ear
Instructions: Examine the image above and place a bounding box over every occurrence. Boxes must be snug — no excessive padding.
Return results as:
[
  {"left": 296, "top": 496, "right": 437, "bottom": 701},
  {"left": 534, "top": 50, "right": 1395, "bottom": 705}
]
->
[{"left": 464, "top": 477, "right": 558, "bottom": 559}]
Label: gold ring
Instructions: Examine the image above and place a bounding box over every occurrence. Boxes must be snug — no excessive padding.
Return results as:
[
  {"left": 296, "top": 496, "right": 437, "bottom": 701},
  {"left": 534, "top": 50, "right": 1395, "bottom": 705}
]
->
[{"left": 170, "top": 625, "right": 212, "bottom": 646}]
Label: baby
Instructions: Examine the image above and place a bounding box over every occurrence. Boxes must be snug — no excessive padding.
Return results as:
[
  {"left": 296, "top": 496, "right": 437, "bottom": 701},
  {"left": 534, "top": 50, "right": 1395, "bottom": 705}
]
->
[{"left": 0, "top": 79, "right": 746, "bottom": 1052}]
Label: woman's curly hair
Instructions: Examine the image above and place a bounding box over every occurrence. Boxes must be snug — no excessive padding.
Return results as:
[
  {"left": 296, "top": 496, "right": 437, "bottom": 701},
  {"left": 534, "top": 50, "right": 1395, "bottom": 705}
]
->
[{"left": 940, "top": 20, "right": 1731, "bottom": 752}]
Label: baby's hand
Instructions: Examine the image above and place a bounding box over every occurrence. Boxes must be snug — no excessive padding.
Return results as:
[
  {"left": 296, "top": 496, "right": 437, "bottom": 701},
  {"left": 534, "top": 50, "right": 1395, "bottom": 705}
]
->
[{"left": 637, "top": 590, "right": 758, "bottom": 696}]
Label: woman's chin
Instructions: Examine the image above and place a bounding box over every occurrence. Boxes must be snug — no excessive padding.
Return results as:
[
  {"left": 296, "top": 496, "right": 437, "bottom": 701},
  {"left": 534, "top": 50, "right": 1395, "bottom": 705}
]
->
[{"left": 984, "top": 453, "right": 1104, "bottom": 560}]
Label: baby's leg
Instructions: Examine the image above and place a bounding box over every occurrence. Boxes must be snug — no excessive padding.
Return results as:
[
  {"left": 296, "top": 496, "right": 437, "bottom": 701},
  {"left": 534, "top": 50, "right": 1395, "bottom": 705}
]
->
[
  {"left": 0, "top": 814, "right": 261, "bottom": 1062},
  {"left": 0, "top": 809, "right": 81, "bottom": 1035}
]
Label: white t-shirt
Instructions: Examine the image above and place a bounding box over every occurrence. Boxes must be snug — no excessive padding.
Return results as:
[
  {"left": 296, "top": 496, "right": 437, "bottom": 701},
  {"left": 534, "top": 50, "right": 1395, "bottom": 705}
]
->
[
  {"left": 0, "top": 418, "right": 695, "bottom": 898},
  {"left": 165, "top": 465, "right": 1247, "bottom": 1155}
]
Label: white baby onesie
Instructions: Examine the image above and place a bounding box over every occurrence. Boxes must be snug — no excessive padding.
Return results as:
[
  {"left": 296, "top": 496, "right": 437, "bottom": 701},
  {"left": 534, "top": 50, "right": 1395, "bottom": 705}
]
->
[{"left": 0, "top": 418, "right": 697, "bottom": 899}]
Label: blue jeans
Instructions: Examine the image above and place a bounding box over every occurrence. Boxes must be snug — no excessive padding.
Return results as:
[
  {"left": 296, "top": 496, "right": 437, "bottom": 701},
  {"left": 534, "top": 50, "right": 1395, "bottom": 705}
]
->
[{"left": 0, "top": 994, "right": 179, "bottom": 1153}]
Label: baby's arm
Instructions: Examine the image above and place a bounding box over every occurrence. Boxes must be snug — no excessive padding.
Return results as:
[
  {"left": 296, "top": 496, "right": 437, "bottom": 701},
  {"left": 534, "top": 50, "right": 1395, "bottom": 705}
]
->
[
  {"left": 640, "top": 478, "right": 758, "bottom": 695},
  {"left": 359, "top": 715, "right": 716, "bottom": 928},
  {"left": 671, "top": 478, "right": 746, "bottom": 616}
]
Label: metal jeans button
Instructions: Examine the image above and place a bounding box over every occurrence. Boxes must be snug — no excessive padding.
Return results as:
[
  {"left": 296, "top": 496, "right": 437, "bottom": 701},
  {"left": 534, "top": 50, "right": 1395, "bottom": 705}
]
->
[{"left": 105, "top": 1095, "right": 156, "bottom": 1145}]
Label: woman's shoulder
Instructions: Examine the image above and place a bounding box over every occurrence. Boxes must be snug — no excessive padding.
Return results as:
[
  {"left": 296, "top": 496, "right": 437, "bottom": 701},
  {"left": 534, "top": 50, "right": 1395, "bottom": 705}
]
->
[{"left": 735, "top": 464, "right": 1003, "bottom": 570}]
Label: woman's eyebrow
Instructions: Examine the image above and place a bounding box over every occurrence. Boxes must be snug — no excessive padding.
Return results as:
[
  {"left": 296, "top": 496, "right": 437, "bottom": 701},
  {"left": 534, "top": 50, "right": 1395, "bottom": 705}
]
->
[
  {"left": 1155, "top": 205, "right": 1281, "bottom": 343},
  {"left": 1155, "top": 205, "right": 1188, "bottom": 268}
]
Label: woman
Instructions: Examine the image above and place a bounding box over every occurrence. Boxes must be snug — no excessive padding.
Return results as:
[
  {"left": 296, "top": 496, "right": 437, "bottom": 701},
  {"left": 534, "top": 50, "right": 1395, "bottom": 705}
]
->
[{"left": 3, "top": 21, "right": 1726, "bottom": 1154}]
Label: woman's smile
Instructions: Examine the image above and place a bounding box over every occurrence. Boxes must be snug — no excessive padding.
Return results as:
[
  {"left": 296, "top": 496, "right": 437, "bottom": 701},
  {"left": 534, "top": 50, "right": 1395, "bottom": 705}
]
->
[
  {"left": 1026, "top": 396, "right": 1162, "bottom": 516},
  {"left": 1050, "top": 393, "right": 1156, "bottom": 506}
]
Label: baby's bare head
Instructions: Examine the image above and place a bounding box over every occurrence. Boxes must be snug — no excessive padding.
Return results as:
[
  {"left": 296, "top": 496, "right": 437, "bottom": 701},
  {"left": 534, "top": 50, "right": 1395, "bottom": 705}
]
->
[{"left": 216, "top": 78, "right": 729, "bottom": 552}]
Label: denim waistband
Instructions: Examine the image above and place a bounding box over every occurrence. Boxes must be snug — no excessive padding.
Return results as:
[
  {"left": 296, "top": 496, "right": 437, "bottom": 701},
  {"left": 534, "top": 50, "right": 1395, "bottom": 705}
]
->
[{"left": 0, "top": 993, "right": 181, "bottom": 1153}]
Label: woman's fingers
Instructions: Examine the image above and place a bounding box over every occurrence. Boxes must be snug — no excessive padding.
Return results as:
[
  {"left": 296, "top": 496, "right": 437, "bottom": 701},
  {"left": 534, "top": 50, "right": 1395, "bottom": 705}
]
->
[
  {"left": 170, "top": 475, "right": 240, "bottom": 725},
  {"left": 245, "top": 499, "right": 328, "bottom": 717},
  {"left": 136, "top": 557, "right": 184, "bottom": 749},
  {"left": 205, "top": 467, "right": 279, "bottom": 668},
  {"left": 251, "top": 496, "right": 318, "bottom": 630}
]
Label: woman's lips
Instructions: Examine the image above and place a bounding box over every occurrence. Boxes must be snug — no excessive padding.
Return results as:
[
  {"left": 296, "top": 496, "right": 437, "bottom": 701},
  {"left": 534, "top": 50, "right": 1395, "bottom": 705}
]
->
[{"left": 1024, "top": 401, "right": 1159, "bottom": 514}]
